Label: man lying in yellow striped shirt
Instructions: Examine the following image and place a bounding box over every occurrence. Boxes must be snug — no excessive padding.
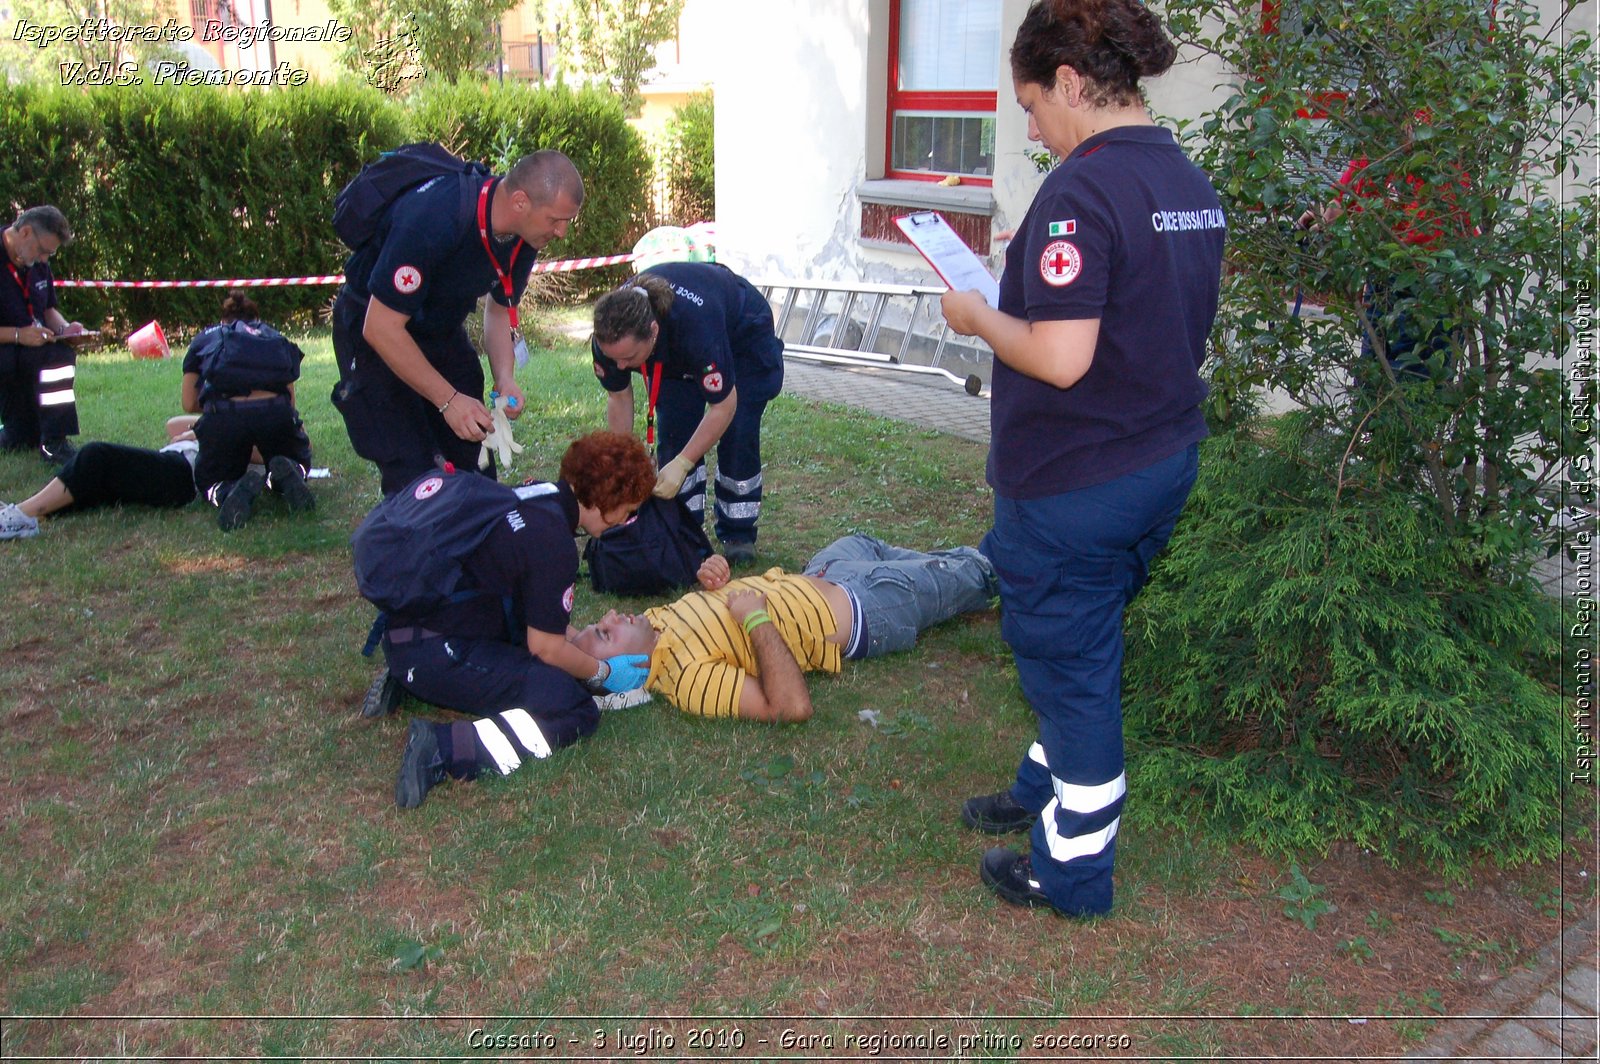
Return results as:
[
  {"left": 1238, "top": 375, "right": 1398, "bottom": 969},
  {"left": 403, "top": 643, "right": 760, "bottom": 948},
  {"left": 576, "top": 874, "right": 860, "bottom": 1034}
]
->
[
  {"left": 571, "top": 534, "right": 998, "bottom": 722},
  {"left": 394, "top": 534, "right": 996, "bottom": 807}
]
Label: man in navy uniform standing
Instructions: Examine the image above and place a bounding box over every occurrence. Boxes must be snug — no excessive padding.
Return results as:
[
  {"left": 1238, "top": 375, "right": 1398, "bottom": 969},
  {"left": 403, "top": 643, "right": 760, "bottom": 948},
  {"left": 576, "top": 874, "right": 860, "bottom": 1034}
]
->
[{"left": 332, "top": 150, "right": 584, "bottom": 495}]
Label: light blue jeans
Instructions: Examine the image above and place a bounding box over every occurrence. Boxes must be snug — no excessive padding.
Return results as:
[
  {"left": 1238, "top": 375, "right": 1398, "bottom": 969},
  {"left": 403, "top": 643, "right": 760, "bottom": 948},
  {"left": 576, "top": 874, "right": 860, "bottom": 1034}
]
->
[{"left": 802, "top": 534, "right": 998, "bottom": 659}]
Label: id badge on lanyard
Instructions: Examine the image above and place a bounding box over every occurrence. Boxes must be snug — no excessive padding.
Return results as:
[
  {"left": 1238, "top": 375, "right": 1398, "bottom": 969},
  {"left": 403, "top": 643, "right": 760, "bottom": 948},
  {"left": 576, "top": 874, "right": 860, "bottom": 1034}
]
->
[
  {"left": 6, "top": 262, "right": 37, "bottom": 324},
  {"left": 477, "top": 179, "right": 526, "bottom": 358}
]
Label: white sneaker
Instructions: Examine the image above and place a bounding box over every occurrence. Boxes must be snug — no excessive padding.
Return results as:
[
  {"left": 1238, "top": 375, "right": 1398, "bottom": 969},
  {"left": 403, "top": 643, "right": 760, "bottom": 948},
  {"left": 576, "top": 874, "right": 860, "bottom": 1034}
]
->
[{"left": 0, "top": 502, "right": 39, "bottom": 540}]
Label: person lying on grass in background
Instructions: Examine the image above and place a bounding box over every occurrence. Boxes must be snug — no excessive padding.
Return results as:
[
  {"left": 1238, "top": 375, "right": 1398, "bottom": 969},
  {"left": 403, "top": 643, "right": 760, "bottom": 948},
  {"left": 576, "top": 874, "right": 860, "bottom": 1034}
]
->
[
  {"left": 392, "top": 534, "right": 997, "bottom": 807},
  {"left": 0, "top": 414, "right": 270, "bottom": 540}
]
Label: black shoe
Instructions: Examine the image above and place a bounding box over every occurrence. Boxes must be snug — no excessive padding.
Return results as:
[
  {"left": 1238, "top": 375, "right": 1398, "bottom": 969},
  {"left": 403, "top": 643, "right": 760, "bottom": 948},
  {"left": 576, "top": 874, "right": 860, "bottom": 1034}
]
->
[
  {"left": 721, "top": 541, "right": 757, "bottom": 565},
  {"left": 267, "top": 455, "right": 315, "bottom": 513},
  {"left": 217, "top": 469, "right": 265, "bottom": 531},
  {"left": 395, "top": 718, "right": 446, "bottom": 809},
  {"left": 361, "top": 668, "right": 403, "bottom": 718},
  {"left": 980, "top": 847, "right": 1059, "bottom": 911},
  {"left": 39, "top": 438, "right": 76, "bottom": 464},
  {"left": 962, "top": 789, "right": 1038, "bottom": 834}
]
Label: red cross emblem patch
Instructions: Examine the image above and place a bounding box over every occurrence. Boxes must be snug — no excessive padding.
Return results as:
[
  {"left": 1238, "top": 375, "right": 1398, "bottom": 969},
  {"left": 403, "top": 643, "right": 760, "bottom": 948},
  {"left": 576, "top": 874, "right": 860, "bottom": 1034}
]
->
[
  {"left": 562, "top": 584, "right": 575, "bottom": 613},
  {"left": 1039, "top": 241, "right": 1082, "bottom": 287},
  {"left": 413, "top": 475, "right": 444, "bottom": 500},
  {"left": 702, "top": 370, "right": 724, "bottom": 394},
  {"left": 393, "top": 265, "right": 422, "bottom": 294}
]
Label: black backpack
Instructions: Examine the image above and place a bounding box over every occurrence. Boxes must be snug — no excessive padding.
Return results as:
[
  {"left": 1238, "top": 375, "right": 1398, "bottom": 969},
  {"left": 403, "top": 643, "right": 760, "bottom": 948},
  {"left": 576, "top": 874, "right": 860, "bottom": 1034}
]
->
[
  {"left": 198, "top": 321, "right": 300, "bottom": 396},
  {"left": 583, "top": 496, "right": 714, "bottom": 596},
  {"left": 332, "top": 143, "right": 490, "bottom": 251},
  {"left": 352, "top": 471, "right": 559, "bottom": 617}
]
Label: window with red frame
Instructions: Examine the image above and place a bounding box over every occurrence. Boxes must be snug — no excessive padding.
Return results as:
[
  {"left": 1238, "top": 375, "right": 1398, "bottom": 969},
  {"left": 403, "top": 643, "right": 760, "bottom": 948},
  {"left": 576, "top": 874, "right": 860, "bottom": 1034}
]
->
[{"left": 886, "top": 0, "right": 1000, "bottom": 182}]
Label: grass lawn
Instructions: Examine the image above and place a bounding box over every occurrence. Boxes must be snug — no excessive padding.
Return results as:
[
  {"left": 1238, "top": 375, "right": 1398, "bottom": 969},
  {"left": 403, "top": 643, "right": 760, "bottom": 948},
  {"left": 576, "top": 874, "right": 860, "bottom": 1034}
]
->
[{"left": 0, "top": 324, "right": 1581, "bottom": 1060}]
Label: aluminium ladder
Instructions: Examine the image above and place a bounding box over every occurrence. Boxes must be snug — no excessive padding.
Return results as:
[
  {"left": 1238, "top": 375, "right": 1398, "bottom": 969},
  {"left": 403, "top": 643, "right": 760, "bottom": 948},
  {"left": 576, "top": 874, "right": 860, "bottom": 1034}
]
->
[{"left": 753, "top": 278, "right": 991, "bottom": 396}]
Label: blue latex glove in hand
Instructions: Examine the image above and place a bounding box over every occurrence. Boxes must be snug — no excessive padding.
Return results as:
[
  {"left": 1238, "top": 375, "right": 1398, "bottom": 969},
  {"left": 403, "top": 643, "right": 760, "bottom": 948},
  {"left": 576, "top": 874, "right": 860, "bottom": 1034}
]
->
[{"left": 602, "top": 654, "right": 651, "bottom": 692}]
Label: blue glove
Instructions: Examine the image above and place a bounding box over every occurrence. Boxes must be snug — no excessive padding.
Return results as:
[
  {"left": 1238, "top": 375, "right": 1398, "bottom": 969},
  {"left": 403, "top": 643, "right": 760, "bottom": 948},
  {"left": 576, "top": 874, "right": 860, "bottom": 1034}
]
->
[{"left": 602, "top": 654, "right": 651, "bottom": 692}]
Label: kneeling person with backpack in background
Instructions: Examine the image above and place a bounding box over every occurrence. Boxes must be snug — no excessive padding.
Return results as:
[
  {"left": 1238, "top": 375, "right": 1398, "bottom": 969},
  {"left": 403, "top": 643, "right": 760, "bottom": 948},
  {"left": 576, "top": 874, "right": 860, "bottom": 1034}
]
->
[
  {"left": 351, "top": 431, "right": 655, "bottom": 809},
  {"left": 181, "top": 291, "right": 315, "bottom": 531}
]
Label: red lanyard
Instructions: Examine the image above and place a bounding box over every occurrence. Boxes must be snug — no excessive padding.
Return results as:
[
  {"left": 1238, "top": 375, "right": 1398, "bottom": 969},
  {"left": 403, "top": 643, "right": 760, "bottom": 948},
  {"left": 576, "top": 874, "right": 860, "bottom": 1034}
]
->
[
  {"left": 644, "top": 361, "right": 663, "bottom": 444},
  {"left": 476, "top": 179, "right": 524, "bottom": 330},
  {"left": 5, "top": 261, "right": 34, "bottom": 322}
]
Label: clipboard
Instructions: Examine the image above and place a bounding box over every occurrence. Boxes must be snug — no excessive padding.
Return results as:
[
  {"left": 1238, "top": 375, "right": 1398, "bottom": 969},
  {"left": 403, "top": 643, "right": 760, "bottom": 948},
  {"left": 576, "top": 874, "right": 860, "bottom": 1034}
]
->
[{"left": 894, "top": 211, "right": 999, "bottom": 308}]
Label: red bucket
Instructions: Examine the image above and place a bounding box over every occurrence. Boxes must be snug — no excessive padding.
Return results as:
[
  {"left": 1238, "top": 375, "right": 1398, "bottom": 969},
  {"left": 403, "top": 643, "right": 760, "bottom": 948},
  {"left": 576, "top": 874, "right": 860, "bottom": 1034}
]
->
[{"left": 127, "top": 320, "right": 169, "bottom": 359}]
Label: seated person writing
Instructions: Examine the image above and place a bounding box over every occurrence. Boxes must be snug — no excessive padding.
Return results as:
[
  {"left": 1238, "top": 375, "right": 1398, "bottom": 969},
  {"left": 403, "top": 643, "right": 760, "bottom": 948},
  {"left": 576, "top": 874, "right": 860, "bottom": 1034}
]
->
[{"left": 393, "top": 535, "right": 997, "bottom": 805}]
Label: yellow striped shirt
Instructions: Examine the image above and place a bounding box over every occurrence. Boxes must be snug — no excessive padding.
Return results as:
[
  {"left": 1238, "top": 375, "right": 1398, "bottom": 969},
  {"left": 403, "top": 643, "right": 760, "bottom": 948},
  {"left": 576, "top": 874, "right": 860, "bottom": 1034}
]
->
[{"left": 644, "top": 568, "right": 842, "bottom": 717}]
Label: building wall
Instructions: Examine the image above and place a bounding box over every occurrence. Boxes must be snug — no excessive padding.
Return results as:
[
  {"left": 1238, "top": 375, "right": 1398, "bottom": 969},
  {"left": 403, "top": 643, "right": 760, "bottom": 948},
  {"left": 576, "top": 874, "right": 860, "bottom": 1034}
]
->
[
  {"left": 714, "top": 0, "right": 878, "bottom": 279},
  {"left": 712, "top": 0, "right": 1585, "bottom": 287}
]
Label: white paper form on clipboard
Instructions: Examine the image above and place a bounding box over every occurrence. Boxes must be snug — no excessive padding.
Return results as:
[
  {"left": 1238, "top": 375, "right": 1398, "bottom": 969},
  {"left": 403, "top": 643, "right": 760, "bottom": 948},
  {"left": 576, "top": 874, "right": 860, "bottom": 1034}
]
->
[{"left": 894, "top": 211, "right": 1000, "bottom": 308}]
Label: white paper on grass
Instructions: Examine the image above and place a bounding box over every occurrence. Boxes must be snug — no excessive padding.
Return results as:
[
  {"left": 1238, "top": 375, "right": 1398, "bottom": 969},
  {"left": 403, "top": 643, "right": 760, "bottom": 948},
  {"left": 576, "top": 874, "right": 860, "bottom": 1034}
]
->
[{"left": 894, "top": 211, "right": 1000, "bottom": 308}]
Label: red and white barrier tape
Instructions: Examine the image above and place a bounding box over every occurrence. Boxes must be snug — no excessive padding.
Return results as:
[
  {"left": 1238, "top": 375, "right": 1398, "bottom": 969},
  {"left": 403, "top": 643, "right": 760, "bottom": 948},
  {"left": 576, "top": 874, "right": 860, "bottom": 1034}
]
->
[
  {"left": 56, "top": 252, "right": 643, "bottom": 289},
  {"left": 58, "top": 275, "right": 343, "bottom": 289},
  {"left": 531, "top": 253, "right": 638, "bottom": 274}
]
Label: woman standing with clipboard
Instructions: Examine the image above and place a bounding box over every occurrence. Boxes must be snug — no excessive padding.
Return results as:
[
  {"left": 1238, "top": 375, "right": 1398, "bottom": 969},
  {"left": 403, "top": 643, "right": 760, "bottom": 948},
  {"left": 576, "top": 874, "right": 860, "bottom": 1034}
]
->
[{"left": 940, "top": 0, "right": 1225, "bottom": 918}]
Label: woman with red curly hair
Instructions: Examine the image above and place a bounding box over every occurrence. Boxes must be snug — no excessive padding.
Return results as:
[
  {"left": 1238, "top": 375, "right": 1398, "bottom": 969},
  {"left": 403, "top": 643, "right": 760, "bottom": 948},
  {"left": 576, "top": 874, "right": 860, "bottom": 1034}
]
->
[{"left": 379, "top": 431, "right": 655, "bottom": 809}]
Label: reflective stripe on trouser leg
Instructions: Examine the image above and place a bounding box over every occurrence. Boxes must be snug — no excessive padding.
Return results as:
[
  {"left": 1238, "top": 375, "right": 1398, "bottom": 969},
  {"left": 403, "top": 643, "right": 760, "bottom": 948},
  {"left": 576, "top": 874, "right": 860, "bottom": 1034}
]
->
[
  {"left": 1011, "top": 741, "right": 1055, "bottom": 812},
  {"left": 711, "top": 390, "right": 769, "bottom": 544},
  {"left": 34, "top": 350, "right": 78, "bottom": 438},
  {"left": 675, "top": 462, "right": 707, "bottom": 516},
  {"left": 471, "top": 709, "right": 553, "bottom": 776},
  {"left": 714, "top": 467, "right": 761, "bottom": 535},
  {"left": 986, "top": 448, "right": 1198, "bottom": 916}
]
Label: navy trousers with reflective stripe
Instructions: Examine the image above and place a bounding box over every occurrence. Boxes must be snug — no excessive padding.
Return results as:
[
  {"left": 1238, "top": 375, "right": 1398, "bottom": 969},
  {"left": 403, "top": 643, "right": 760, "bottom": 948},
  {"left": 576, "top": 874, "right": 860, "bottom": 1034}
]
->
[
  {"left": 655, "top": 368, "right": 781, "bottom": 546},
  {"left": 981, "top": 444, "right": 1198, "bottom": 916},
  {"left": 0, "top": 340, "right": 77, "bottom": 446},
  {"left": 385, "top": 634, "right": 599, "bottom": 780}
]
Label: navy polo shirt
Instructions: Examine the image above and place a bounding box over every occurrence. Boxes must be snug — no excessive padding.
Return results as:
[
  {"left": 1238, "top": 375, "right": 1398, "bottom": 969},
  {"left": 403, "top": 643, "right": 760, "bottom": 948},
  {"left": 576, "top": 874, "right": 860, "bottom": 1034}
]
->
[
  {"left": 343, "top": 173, "right": 536, "bottom": 341},
  {"left": 419, "top": 481, "right": 581, "bottom": 642},
  {"left": 592, "top": 262, "right": 783, "bottom": 404},
  {"left": 991, "top": 125, "right": 1224, "bottom": 498},
  {"left": 181, "top": 320, "right": 305, "bottom": 402},
  {"left": 1, "top": 254, "right": 57, "bottom": 328}
]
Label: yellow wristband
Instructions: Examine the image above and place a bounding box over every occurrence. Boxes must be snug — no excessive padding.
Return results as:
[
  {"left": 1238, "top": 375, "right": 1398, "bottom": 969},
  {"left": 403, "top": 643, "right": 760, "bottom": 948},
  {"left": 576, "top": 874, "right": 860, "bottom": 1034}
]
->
[{"left": 741, "top": 610, "right": 772, "bottom": 636}]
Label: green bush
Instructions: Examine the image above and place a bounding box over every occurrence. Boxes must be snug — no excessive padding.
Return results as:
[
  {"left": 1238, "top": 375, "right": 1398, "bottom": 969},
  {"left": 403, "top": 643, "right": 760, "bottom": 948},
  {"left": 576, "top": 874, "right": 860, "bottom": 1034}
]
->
[
  {"left": 1122, "top": 0, "right": 1590, "bottom": 872},
  {"left": 663, "top": 89, "right": 714, "bottom": 222},
  {"left": 1161, "top": 0, "right": 1594, "bottom": 555},
  {"left": 406, "top": 80, "right": 651, "bottom": 294},
  {"left": 1124, "top": 421, "right": 1567, "bottom": 873},
  {"left": 0, "top": 79, "right": 648, "bottom": 330}
]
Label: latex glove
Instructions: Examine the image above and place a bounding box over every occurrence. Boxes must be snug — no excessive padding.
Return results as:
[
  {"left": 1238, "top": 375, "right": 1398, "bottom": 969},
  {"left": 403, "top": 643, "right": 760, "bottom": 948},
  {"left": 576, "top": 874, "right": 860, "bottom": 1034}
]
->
[
  {"left": 601, "top": 654, "right": 651, "bottom": 693},
  {"left": 478, "top": 393, "right": 525, "bottom": 470},
  {"left": 654, "top": 455, "right": 695, "bottom": 499}
]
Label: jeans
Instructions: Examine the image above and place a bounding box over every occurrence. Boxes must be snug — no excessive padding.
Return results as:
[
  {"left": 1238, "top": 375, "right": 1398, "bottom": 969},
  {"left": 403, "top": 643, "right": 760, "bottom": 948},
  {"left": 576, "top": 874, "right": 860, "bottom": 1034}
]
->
[
  {"left": 802, "top": 534, "right": 997, "bottom": 659},
  {"left": 982, "top": 444, "right": 1198, "bottom": 917}
]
